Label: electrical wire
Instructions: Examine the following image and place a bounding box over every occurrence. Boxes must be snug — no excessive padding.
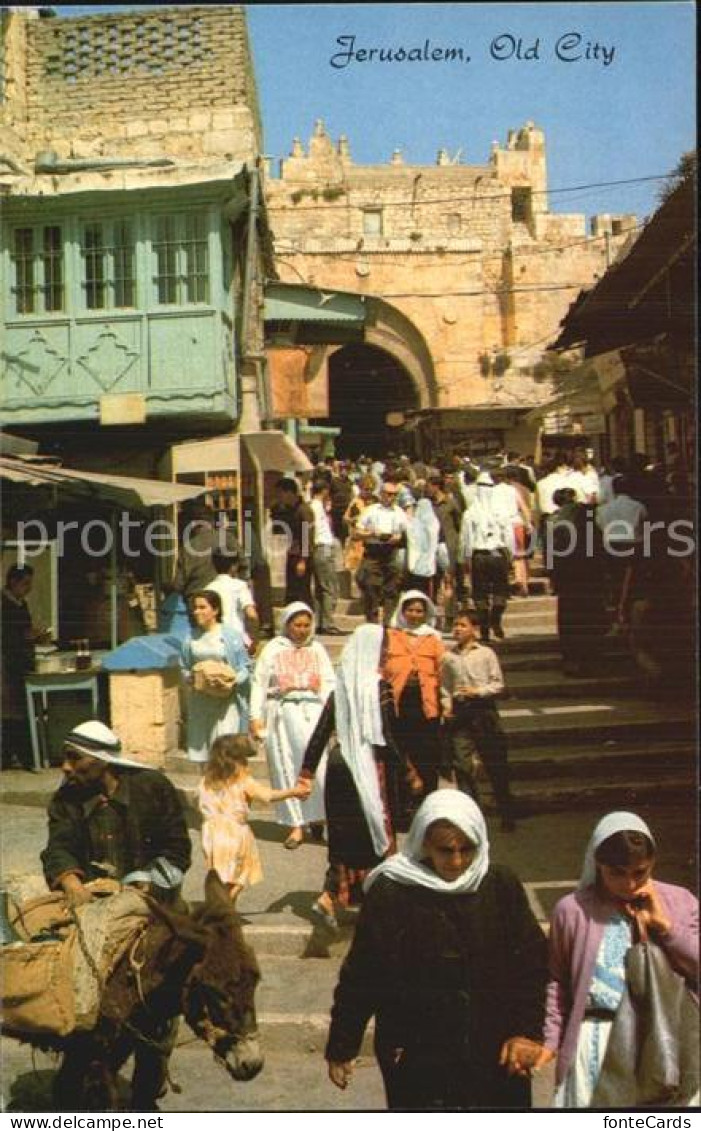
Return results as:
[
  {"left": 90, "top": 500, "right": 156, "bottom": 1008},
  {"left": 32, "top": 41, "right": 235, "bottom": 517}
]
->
[
  {"left": 273, "top": 222, "right": 642, "bottom": 268},
  {"left": 265, "top": 172, "right": 673, "bottom": 213}
]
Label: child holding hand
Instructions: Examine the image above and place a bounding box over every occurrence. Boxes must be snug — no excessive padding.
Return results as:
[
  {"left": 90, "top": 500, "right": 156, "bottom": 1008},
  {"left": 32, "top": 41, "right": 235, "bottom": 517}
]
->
[{"left": 198, "top": 733, "right": 310, "bottom": 901}]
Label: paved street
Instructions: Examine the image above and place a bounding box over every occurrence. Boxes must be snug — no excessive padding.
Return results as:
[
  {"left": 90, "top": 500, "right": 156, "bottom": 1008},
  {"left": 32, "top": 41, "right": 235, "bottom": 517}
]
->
[{"left": 1, "top": 588, "right": 696, "bottom": 1112}]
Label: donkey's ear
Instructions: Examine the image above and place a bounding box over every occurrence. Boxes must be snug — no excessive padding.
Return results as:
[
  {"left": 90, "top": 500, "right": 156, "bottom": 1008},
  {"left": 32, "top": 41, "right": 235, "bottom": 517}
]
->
[
  {"left": 204, "top": 869, "right": 235, "bottom": 912},
  {"left": 148, "top": 897, "right": 208, "bottom": 954}
]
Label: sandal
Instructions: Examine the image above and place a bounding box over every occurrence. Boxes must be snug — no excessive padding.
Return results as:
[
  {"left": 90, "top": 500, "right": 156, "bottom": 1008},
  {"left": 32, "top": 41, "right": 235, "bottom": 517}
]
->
[
  {"left": 311, "top": 900, "right": 339, "bottom": 933},
  {"left": 284, "top": 832, "right": 304, "bottom": 850}
]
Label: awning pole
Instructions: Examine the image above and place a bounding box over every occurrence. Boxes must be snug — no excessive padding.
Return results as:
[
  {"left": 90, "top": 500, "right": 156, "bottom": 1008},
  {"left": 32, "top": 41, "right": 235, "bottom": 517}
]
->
[{"left": 110, "top": 511, "right": 119, "bottom": 649}]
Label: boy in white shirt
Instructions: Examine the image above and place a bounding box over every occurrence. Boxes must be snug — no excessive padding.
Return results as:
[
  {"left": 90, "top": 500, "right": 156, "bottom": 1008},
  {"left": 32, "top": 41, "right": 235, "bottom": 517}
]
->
[{"left": 205, "top": 551, "right": 259, "bottom": 654}]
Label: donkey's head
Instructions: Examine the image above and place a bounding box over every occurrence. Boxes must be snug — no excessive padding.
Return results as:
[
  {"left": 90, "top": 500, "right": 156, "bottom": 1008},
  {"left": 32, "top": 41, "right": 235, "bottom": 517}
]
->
[{"left": 182, "top": 872, "right": 263, "bottom": 1082}]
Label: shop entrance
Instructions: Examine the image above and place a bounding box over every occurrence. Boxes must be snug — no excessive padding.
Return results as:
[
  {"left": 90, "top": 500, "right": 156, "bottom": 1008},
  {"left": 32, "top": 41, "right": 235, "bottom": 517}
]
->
[{"left": 317, "top": 344, "right": 419, "bottom": 458}]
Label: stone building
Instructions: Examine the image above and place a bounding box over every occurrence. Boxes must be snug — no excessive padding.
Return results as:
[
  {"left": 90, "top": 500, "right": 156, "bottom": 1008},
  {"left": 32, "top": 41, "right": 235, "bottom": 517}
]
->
[
  {"left": 0, "top": 5, "right": 309, "bottom": 651},
  {"left": 1, "top": 4, "right": 267, "bottom": 455},
  {"left": 265, "top": 120, "right": 636, "bottom": 456}
]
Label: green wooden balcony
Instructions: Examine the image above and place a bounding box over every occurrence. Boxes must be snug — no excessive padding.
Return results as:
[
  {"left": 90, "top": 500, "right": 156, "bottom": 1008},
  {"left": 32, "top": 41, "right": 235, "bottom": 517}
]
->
[{"left": 1, "top": 180, "right": 246, "bottom": 428}]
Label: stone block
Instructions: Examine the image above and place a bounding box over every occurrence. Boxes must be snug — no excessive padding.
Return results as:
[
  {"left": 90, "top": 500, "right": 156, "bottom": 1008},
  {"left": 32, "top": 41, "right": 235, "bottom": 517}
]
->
[
  {"left": 125, "top": 119, "right": 150, "bottom": 139},
  {"left": 211, "top": 108, "right": 237, "bottom": 130},
  {"left": 109, "top": 668, "right": 181, "bottom": 768},
  {"left": 188, "top": 110, "right": 212, "bottom": 131},
  {"left": 203, "top": 129, "right": 248, "bottom": 156}
]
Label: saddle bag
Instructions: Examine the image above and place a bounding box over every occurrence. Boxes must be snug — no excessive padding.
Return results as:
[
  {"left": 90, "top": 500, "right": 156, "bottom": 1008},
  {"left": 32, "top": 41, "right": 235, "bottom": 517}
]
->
[
  {"left": 1, "top": 939, "right": 76, "bottom": 1038},
  {"left": 1, "top": 882, "right": 150, "bottom": 1040}
]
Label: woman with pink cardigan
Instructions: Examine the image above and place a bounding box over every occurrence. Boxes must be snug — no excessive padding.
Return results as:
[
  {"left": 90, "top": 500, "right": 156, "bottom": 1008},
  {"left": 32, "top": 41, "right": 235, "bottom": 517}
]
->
[{"left": 537, "top": 811, "right": 698, "bottom": 1107}]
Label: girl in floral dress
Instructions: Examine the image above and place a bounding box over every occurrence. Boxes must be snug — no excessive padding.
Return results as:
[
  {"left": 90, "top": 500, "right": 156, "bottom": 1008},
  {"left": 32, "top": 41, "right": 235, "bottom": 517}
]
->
[{"left": 197, "top": 734, "right": 309, "bottom": 902}]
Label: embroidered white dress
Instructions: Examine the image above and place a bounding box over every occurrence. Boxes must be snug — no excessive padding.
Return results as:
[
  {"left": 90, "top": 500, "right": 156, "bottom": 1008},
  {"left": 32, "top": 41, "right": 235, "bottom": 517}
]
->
[{"left": 250, "top": 637, "right": 335, "bottom": 827}]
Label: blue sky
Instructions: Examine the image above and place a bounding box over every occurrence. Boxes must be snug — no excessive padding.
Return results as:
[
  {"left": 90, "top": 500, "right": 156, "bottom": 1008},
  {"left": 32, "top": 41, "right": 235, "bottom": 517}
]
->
[{"left": 55, "top": 3, "right": 696, "bottom": 221}]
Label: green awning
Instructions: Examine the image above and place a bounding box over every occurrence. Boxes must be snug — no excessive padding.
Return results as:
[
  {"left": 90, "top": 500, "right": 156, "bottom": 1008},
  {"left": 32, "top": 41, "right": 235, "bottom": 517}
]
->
[
  {"left": 264, "top": 283, "right": 366, "bottom": 325},
  {"left": 298, "top": 425, "right": 341, "bottom": 437}
]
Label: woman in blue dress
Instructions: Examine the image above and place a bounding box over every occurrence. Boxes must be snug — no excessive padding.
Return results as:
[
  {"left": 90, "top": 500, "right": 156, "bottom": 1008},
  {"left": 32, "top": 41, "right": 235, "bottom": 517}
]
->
[{"left": 181, "top": 590, "right": 250, "bottom": 763}]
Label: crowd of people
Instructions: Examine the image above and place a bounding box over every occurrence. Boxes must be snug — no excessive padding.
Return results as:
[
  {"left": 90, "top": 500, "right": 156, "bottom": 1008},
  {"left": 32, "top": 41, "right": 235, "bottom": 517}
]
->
[
  {"left": 3, "top": 437, "right": 697, "bottom": 1112},
  {"left": 162, "top": 438, "right": 694, "bottom": 789},
  {"left": 262, "top": 442, "right": 693, "bottom": 675}
]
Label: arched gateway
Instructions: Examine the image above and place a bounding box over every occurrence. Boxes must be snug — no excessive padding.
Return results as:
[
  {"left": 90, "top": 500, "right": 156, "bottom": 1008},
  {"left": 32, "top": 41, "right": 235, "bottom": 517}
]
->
[{"left": 309, "top": 297, "right": 439, "bottom": 457}]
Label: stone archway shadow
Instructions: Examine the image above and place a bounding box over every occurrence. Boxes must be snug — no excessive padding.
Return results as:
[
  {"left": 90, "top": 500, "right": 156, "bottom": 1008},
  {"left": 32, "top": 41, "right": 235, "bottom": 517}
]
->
[
  {"left": 314, "top": 298, "right": 438, "bottom": 456},
  {"left": 364, "top": 297, "right": 439, "bottom": 410}
]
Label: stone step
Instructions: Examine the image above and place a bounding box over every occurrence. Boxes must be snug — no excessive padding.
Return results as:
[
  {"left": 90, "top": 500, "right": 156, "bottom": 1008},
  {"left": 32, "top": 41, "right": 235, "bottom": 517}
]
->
[
  {"left": 511, "top": 776, "right": 693, "bottom": 814},
  {"left": 512, "top": 576, "right": 550, "bottom": 595},
  {"left": 507, "top": 736, "right": 696, "bottom": 776},
  {"left": 500, "top": 701, "right": 696, "bottom": 748},
  {"left": 332, "top": 597, "right": 558, "bottom": 620},
  {"left": 502, "top": 670, "right": 642, "bottom": 700},
  {"left": 503, "top": 595, "right": 557, "bottom": 614},
  {"left": 496, "top": 640, "right": 637, "bottom": 669}
]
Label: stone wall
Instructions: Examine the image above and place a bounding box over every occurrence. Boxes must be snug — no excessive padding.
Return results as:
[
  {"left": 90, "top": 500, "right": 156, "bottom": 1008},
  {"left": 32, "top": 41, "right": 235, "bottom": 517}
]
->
[
  {"left": 265, "top": 121, "right": 636, "bottom": 412},
  {"left": 0, "top": 8, "right": 31, "bottom": 164},
  {"left": 1, "top": 6, "right": 262, "bottom": 192}
]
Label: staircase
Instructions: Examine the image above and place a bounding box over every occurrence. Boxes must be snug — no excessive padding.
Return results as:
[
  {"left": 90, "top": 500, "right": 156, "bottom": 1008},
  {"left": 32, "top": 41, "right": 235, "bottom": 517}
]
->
[{"left": 173, "top": 560, "right": 695, "bottom": 814}]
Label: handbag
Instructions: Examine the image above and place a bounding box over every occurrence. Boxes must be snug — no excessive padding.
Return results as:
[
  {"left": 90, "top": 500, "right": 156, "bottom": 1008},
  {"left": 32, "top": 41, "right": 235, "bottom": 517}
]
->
[
  {"left": 192, "top": 659, "right": 237, "bottom": 698},
  {"left": 591, "top": 940, "right": 700, "bottom": 1107}
]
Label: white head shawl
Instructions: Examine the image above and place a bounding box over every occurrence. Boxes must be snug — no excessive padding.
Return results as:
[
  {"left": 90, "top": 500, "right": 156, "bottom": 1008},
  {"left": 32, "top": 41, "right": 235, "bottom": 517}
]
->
[
  {"left": 365, "top": 789, "right": 490, "bottom": 895},
  {"left": 334, "top": 624, "right": 390, "bottom": 857},
  {"left": 390, "top": 589, "right": 441, "bottom": 636},
  {"left": 278, "top": 601, "right": 316, "bottom": 646},
  {"left": 579, "top": 810, "right": 655, "bottom": 889},
  {"left": 406, "top": 498, "right": 440, "bottom": 577}
]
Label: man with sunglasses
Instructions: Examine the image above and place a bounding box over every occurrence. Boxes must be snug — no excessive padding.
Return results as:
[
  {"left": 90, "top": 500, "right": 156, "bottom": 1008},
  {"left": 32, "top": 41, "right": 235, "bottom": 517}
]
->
[{"left": 353, "top": 480, "right": 409, "bottom": 624}]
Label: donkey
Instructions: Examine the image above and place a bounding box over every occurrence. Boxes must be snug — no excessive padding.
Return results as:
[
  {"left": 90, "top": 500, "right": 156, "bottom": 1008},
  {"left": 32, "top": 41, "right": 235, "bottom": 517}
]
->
[{"left": 4, "top": 872, "right": 263, "bottom": 1111}]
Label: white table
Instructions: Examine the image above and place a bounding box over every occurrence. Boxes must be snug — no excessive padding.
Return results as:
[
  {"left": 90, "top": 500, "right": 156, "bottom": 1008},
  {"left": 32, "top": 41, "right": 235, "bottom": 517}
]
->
[{"left": 25, "top": 668, "right": 103, "bottom": 770}]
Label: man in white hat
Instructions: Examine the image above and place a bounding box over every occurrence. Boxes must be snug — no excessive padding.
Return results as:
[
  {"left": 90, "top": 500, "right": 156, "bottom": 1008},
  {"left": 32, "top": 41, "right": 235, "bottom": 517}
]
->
[{"left": 41, "top": 721, "right": 191, "bottom": 908}]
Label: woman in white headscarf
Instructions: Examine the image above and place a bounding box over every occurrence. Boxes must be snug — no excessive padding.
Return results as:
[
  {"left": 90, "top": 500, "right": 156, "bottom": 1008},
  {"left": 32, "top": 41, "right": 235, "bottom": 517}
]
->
[
  {"left": 298, "top": 623, "right": 423, "bottom": 929},
  {"left": 383, "top": 590, "right": 445, "bottom": 805},
  {"left": 325, "top": 789, "right": 548, "bottom": 1110},
  {"left": 250, "top": 602, "right": 335, "bottom": 849},
  {"left": 537, "top": 811, "right": 699, "bottom": 1108}
]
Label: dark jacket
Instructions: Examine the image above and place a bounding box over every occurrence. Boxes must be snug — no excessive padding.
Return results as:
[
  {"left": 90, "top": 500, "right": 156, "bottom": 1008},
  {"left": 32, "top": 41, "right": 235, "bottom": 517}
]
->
[
  {"left": 1, "top": 589, "right": 35, "bottom": 718},
  {"left": 174, "top": 523, "right": 240, "bottom": 599},
  {"left": 41, "top": 768, "right": 192, "bottom": 889},
  {"left": 326, "top": 867, "right": 548, "bottom": 1110},
  {"left": 270, "top": 498, "right": 314, "bottom": 561},
  {"left": 431, "top": 494, "right": 462, "bottom": 570},
  {"left": 548, "top": 502, "right": 605, "bottom": 593}
]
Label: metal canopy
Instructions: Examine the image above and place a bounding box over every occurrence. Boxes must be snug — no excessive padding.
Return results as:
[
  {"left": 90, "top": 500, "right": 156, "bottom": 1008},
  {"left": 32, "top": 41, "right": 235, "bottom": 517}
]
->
[
  {"left": 0, "top": 456, "right": 206, "bottom": 510},
  {"left": 264, "top": 283, "right": 367, "bottom": 325},
  {"left": 242, "top": 431, "right": 312, "bottom": 473}
]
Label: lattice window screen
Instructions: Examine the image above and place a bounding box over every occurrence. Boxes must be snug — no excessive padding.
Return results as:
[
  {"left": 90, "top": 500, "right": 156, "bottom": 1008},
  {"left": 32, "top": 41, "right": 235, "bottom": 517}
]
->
[{"left": 48, "top": 17, "right": 205, "bottom": 82}]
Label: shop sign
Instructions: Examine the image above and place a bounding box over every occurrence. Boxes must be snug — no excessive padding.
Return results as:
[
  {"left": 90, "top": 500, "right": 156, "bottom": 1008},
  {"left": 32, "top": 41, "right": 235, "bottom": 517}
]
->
[
  {"left": 100, "top": 393, "right": 146, "bottom": 425},
  {"left": 266, "top": 347, "right": 329, "bottom": 418}
]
